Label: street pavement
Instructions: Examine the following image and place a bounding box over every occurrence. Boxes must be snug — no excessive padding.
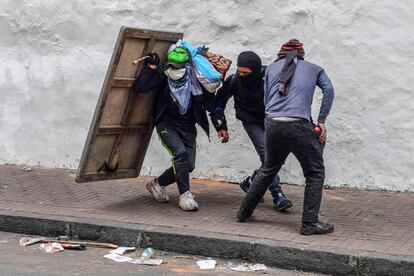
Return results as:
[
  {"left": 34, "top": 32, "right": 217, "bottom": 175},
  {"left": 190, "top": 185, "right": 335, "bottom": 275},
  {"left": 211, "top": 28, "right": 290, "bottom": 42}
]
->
[
  {"left": 0, "top": 165, "right": 413, "bottom": 259},
  {"left": 0, "top": 231, "right": 323, "bottom": 275}
]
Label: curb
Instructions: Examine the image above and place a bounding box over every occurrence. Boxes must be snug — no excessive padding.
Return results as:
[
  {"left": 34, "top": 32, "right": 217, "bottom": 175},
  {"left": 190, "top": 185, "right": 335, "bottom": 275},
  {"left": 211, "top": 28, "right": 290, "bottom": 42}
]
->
[{"left": 0, "top": 211, "right": 412, "bottom": 276}]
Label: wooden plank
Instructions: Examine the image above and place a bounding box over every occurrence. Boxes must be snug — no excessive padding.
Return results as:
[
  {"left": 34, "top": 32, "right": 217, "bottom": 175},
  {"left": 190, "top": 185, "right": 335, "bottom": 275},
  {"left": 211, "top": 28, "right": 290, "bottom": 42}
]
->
[
  {"left": 76, "top": 26, "right": 183, "bottom": 183},
  {"left": 84, "top": 135, "right": 116, "bottom": 173},
  {"left": 113, "top": 78, "right": 135, "bottom": 88},
  {"left": 82, "top": 170, "right": 137, "bottom": 182},
  {"left": 99, "top": 87, "right": 130, "bottom": 125},
  {"left": 125, "top": 28, "right": 183, "bottom": 41},
  {"left": 97, "top": 125, "right": 149, "bottom": 135},
  {"left": 114, "top": 38, "right": 146, "bottom": 78}
]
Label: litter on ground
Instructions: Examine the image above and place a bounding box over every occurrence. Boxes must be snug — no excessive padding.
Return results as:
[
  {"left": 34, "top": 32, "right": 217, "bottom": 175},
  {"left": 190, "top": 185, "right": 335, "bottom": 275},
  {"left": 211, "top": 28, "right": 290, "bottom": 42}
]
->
[
  {"left": 197, "top": 259, "right": 217, "bottom": 270},
  {"left": 19, "top": 237, "right": 45, "bottom": 246},
  {"left": 231, "top": 263, "right": 268, "bottom": 272},
  {"left": 104, "top": 247, "right": 163, "bottom": 266},
  {"left": 109, "top": 247, "right": 135, "bottom": 255},
  {"left": 39, "top": 242, "right": 64, "bottom": 253},
  {"left": 104, "top": 253, "right": 133, "bottom": 263}
]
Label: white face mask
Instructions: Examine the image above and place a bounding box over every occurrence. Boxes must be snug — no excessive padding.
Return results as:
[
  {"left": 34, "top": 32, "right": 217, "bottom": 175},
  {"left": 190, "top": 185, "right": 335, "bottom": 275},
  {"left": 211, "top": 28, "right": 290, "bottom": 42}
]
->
[{"left": 167, "top": 68, "right": 187, "bottom": 80}]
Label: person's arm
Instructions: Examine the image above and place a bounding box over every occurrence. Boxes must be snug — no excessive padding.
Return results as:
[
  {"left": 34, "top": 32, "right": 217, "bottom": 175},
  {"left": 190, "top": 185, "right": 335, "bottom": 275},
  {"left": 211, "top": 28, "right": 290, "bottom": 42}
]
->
[
  {"left": 210, "top": 75, "right": 233, "bottom": 130},
  {"left": 317, "top": 69, "right": 334, "bottom": 123},
  {"left": 263, "top": 66, "right": 275, "bottom": 106},
  {"left": 209, "top": 75, "right": 234, "bottom": 142},
  {"left": 202, "top": 88, "right": 216, "bottom": 114},
  {"left": 316, "top": 69, "right": 335, "bottom": 143},
  {"left": 131, "top": 53, "right": 163, "bottom": 94}
]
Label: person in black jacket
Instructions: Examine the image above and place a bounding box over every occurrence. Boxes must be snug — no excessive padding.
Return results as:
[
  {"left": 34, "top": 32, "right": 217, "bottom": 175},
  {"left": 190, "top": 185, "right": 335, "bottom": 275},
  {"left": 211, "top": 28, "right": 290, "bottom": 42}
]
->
[
  {"left": 210, "top": 51, "right": 293, "bottom": 211},
  {"left": 132, "top": 47, "right": 215, "bottom": 211}
]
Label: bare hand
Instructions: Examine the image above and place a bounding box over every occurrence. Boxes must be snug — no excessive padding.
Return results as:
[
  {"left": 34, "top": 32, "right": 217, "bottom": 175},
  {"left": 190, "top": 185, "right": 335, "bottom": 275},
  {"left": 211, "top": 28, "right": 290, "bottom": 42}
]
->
[
  {"left": 217, "top": 130, "right": 229, "bottom": 143},
  {"left": 318, "top": 122, "right": 327, "bottom": 144},
  {"left": 148, "top": 64, "right": 158, "bottom": 70}
]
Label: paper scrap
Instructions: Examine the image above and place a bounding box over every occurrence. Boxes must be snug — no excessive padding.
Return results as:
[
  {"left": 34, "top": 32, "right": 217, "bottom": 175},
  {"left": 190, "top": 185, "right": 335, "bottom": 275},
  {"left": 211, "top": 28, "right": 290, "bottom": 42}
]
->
[
  {"left": 109, "top": 246, "right": 135, "bottom": 255},
  {"left": 231, "top": 263, "right": 267, "bottom": 272},
  {"left": 197, "top": 259, "right": 217, "bottom": 270},
  {"left": 128, "top": 259, "right": 163, "bottom": 266},
  {"left": 104, "top": 253, "right": 133, "bottom": 263},
  {"left": 39, "top": 242, "right": 64, "bottom": 253},
  {"left": 19, "top": 237, "right": 45, "bottom": 246}
]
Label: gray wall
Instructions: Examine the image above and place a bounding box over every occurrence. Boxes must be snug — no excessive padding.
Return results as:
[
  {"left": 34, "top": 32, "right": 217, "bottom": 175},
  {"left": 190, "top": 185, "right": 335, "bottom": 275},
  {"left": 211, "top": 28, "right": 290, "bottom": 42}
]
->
[{"left": 1, "top": 0, "right": 413, "bottom": 191}]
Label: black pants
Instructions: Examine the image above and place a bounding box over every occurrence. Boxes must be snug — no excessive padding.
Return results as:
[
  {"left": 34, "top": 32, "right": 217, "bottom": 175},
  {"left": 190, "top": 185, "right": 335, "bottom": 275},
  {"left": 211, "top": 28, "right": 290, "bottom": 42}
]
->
[
  {"left": 242, "top": 118, "right": 325, "bottom": 223},
  {"left": 242, "top": 122, "right": 280, "bottom": 189},
  {"left": 156, "top": 121, "right": 197, "bottom": 195}
]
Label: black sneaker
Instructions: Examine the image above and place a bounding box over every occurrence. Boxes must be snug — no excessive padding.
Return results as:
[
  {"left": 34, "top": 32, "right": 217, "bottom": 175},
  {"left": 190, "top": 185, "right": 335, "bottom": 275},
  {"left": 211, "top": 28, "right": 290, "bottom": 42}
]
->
[
  {"left": 273, "top": 192, "right": 293, "bottom": 212},
  {"left": 269, "top": 185, "right": 292, "bottom": 212},
  {"left": 237, "top": 206, "right": 253, "bottom": 222},
  {"left": 300, "top": 221, "right": 334, "bottom": 235}
]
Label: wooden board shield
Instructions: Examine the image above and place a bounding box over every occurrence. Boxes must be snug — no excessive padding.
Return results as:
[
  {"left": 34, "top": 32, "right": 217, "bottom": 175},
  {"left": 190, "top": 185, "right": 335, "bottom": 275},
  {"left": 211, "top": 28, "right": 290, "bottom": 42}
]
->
[{"left": 76, "top": 27, "right": 183, "bottom": 183}]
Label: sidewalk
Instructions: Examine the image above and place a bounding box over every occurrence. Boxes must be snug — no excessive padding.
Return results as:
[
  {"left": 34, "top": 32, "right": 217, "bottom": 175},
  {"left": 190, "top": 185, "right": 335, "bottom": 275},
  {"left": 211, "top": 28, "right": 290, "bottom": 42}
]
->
[{"left": 0, "top": 165, "right": 413, "bottom": 274}]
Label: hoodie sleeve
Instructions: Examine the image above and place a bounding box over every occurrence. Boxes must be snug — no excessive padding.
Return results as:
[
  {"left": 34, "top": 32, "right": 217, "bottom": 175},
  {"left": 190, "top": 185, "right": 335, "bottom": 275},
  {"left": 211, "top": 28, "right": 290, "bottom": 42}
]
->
[
  {"left": 316, "top": 69, "right": 334, "bottom": 123},
  {"left": 209, "top": 75, "right": 234, "bottom": 131},
  {"left": 131, "top": 67, "right": 164, "bottom": 94}
]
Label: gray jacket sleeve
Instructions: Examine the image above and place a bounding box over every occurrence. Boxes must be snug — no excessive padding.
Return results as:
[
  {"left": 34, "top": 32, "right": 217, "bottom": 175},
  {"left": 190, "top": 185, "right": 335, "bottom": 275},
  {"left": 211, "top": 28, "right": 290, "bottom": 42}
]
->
[{"left": 316, "top": 69, "right": 334, "bottom": 123}]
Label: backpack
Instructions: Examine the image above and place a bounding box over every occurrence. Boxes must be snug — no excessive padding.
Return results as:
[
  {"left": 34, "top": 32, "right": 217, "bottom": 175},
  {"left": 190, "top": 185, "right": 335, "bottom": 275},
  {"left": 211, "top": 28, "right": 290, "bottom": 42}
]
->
[{"left": 178, "top": 40, "right": 222, "bottom": 93}]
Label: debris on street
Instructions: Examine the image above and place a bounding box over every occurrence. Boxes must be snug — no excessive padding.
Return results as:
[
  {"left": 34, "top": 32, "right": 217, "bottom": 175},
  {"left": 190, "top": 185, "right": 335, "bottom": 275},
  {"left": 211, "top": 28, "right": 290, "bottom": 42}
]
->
[
  {"left": 39, "top": 242, "right": 64, "bottom": 253},
  {"left": 129, "top": 247, "right": 163, "bottom": 266},
  {"left": 60, "top": 243, "right": 86, "bottom": 250},
  {"left": 19, "top": 237, "right": 45, "bottom": 246},
  {"left": 230, "top": 263, "right": 268, "bottom": 272},
  {"left": 138, "top": 247, "right": 153, "bottom": 261},
  {"left": 104, "top": 247, "right": 163, "bottom": 266},
  {"left": 128, "top": 258, "right": 163, "bottom": 266},
  {"left": 17, "top": 235, "right": 265, "bottom": 271},
  {"left": 43, "top": 240, "right": 118, "bottom": 249},
  {"left": 109, "top": 246, "right": 135, "bottom": 255},
  {"left": 104, "top": 253, "right": 133, "bottom": 263},
  {"left": 173, "top": 255, "right": 197, "bottom": 260},
  {"left": 196, "top": 259, "right": 217, "bottom": 270}
]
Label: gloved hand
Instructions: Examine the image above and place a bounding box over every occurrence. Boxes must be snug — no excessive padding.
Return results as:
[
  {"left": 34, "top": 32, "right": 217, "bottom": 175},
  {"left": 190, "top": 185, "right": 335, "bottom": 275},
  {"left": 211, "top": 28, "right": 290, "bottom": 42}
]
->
[{"left": 145, "top": 53, "right": 160, "bottom": 69}]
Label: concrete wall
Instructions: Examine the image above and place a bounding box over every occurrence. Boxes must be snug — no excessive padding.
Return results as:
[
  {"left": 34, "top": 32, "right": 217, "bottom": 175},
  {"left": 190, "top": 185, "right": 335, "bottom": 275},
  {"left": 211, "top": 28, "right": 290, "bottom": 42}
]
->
[{"left": 1, "top": 0, "right": 413, "bottom": 192}]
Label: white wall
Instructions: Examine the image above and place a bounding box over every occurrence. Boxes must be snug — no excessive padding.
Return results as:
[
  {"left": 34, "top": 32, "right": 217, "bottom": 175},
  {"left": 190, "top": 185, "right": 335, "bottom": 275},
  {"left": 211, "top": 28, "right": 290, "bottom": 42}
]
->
[{"left": 1, "top": 0, "right": 413, "bottom": 192}]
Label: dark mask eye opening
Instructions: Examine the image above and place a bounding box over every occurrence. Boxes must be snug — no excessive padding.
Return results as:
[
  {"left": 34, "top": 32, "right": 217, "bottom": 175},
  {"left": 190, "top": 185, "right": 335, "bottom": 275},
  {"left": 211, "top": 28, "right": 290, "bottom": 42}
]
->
[{"left": 237, "top": 70, "right": 252, "bottom": 77}]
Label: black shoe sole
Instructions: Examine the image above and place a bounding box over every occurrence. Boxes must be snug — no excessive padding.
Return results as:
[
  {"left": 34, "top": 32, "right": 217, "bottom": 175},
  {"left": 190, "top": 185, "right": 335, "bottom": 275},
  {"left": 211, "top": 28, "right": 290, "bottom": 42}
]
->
[
  {"left": 237, "top": 217, "right": 247, "bottom": 222},
  {"left": 237, "top": 210, "right": 253, "bottom": 223},
  {"left": 273, "top": 201, "right": 293, "bottom": 212},
  {"left": 300, "top": 227, "right": 334, "bottom": 236}
]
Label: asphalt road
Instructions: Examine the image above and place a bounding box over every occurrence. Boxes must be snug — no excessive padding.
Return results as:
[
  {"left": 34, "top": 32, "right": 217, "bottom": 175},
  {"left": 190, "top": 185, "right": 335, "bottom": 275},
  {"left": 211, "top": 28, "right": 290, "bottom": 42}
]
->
[{"left": 0, "top": 231, "right": 325, "bottom": 275}]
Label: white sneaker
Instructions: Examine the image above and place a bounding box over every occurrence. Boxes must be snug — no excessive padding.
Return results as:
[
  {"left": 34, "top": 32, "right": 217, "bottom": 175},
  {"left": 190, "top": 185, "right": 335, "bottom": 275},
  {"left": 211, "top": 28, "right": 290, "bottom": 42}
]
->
[
  {"left": 179, "top": 191, "right": 198, "bottom": 211},
  {"left": 146, "top": 178, "right": 169, "bottom": 203}
]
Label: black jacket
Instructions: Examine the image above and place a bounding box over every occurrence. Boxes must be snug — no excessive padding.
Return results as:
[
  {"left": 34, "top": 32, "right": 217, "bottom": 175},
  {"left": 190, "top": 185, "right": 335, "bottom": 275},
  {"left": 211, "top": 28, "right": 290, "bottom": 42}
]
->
[
  {"left": 211, "top": 72, "right": 265, "bottom": 131},
  {"left": 132, "top": 67, "right": 215, "bottom": 137}
]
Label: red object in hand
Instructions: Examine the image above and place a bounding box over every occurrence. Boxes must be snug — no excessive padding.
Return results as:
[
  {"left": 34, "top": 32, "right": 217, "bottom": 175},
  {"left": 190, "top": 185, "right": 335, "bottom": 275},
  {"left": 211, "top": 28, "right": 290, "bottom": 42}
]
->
[{"left": 313, "top": 126, "right": 321, "bottom": 133}]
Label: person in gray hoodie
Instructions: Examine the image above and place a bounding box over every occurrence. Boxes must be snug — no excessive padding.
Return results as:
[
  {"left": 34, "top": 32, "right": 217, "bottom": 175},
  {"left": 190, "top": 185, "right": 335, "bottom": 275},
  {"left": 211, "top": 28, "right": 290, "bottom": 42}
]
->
[{"left": 236, "top": 39, "right": 335, "bottom": 235}]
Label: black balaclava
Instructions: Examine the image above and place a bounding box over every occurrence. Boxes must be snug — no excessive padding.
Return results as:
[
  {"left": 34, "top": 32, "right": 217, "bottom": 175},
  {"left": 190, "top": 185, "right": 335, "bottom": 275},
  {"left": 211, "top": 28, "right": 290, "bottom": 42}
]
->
[{"left": 236, "top": 51, "right": 262, "bottom": 87}]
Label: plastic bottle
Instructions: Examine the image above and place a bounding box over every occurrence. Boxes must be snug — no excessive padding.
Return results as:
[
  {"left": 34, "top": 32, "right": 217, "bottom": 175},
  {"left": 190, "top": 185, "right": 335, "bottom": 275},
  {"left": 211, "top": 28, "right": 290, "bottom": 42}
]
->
[{"left": 140, "top": 247, "right": 154, "bottom": 261}]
